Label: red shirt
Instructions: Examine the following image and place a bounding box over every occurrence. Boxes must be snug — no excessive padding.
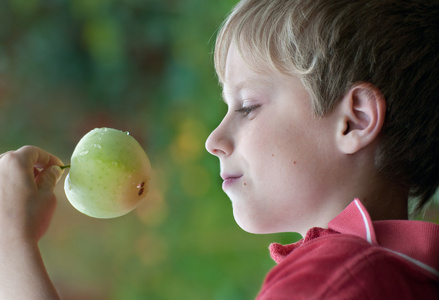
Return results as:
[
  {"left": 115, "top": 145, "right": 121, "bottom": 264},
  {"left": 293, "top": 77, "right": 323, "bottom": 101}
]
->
[{"left": 257, "top": 199, "right": 439, "bottom": 299}]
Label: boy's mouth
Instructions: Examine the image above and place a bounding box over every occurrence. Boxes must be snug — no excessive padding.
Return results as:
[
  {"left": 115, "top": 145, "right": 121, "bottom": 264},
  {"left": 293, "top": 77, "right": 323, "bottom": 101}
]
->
[{"left": 221, "top": 174, "right": 243, "bottom": 190}]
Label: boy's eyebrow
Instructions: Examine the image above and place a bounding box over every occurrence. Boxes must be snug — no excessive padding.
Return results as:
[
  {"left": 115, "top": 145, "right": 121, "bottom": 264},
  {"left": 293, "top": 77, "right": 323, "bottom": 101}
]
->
[{"left": 221, "top": 77, "right": 272, "bottom": 104}]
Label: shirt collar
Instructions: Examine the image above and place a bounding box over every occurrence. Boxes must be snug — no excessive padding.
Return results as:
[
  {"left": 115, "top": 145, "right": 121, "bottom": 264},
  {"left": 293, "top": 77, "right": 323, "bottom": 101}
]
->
[
  {"left": 328, "top": 199, "right": 377, "bottom": 244},
  {"left": 329, "top": 199, "right": 439, "bottom": 277},
  {"left": 270, "top": 199, "right": 439, "bottom": 278}
]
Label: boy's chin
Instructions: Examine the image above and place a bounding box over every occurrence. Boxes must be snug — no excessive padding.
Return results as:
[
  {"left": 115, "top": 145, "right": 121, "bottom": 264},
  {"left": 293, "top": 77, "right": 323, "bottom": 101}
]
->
[
  {"left": 233, "top": 212, "right": 259, "bottom": 234},
  {"left": 233, "top": 213, "right": 277, "bottom": 235}
]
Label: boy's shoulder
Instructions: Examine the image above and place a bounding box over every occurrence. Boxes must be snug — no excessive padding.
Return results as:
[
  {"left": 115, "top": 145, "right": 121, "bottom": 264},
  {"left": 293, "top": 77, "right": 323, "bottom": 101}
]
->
[
  {"left": 258, "top": 200, "right": 439, "bottom": 300},
  {"left": 260, "top": 233, "right": 439, "bottom": 300}
]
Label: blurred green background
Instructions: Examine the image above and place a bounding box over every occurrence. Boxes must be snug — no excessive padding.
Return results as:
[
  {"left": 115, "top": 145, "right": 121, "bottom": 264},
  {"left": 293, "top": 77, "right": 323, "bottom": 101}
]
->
[
  {"left": 0, "top": 0, "right": 438, "bottom": 299},
  {"left": 0, "top": 0, "right": 299, "bottom": 299}
]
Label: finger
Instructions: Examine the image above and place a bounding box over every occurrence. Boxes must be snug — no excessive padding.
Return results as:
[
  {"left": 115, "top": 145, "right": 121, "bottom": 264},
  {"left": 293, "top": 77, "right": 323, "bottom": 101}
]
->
[
  {"left": 35, "top": 165, "right": 63, "bottom": 192},
  {"left": 0, "top": 151, "right": 13, "bottom": 161},
  {"left": 15, "top": 146, "right": 64, "bottom": 170}
]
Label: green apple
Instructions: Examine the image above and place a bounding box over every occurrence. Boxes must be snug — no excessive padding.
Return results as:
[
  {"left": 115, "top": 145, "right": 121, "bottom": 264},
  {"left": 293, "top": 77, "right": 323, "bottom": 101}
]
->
[{"left": 64, "top": 128, "right": 151, "bottom": 218}]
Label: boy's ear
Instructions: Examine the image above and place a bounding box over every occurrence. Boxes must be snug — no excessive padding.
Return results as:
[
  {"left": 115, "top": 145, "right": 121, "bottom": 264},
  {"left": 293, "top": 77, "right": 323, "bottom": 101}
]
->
[{"left": 336, "top": 83, "right": 386, "bottom": 154}]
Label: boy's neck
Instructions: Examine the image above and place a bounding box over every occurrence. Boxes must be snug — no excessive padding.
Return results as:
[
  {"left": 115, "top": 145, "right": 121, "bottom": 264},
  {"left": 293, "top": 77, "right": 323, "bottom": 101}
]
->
[
  {"left": 361, "top": 180, "right": 409, "bottom": 221},
  {"left": 328, "top": 146, "right": 409, "bottom": 225},
  {"left": 342, "top": 155, "right": 409, "bottom": 221}
]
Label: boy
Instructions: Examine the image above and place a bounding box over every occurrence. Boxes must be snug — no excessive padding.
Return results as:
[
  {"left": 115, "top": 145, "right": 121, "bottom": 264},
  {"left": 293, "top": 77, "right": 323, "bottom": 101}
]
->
[
  {"left": 205, "top": 0, "right": 439, "bottom": 298},
  {"left": 0, "top": 0, "right": 438, "bottom": 299}
]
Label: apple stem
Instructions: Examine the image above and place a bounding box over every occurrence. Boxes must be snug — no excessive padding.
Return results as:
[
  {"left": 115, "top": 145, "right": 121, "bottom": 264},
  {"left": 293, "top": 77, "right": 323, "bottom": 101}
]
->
[{"left": 60, "top": 165, "right": 71, "bottom": 170}]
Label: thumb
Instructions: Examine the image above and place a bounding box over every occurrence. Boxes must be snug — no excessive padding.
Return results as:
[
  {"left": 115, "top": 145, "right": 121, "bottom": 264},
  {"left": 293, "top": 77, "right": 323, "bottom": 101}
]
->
[{"left": 35, "top": 165, "right": 63, "bottom": 192}]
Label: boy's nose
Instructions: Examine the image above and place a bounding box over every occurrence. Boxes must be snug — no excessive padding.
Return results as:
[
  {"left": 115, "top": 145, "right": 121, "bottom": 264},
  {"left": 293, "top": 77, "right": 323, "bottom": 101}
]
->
[{"left": 205, "top": 122, "right": 232, "bottom": 157}]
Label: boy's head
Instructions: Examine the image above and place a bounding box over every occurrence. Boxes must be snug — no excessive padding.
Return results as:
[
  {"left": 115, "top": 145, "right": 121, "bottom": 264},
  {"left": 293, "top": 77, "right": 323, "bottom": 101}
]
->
[{"left": 214, "top": 0, "right": 439, "bottom": 211}]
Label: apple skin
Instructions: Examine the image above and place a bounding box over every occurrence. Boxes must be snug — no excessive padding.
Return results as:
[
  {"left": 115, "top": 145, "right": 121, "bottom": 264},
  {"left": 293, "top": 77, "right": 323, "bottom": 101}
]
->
[{"left": 64, "top": 128, "right": 151, "bottom": 218}]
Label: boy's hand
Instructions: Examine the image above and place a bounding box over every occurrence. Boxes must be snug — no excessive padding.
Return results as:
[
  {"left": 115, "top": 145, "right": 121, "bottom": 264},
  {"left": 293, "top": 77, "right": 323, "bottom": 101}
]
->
[
  {"left": 0, "top": 146, "right": 64, "bottom": 242},
  {"left": 0, "top": 146, "right": 62, "bottom": 299}
]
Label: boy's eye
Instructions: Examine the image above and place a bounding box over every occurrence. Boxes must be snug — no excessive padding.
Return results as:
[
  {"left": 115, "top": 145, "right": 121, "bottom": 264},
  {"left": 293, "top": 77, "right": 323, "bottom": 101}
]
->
[{"left": 235, "top": 104, "right": 261, "bottom": 117}]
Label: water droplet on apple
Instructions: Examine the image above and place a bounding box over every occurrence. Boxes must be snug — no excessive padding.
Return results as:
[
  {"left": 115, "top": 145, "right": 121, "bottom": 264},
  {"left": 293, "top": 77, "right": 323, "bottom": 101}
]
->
[{"left": 79, "top": 150, "right": 89, "bottom": 156}]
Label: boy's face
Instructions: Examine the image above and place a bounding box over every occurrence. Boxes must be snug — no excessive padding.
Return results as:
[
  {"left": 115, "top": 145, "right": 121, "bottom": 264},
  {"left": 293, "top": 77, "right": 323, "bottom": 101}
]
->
[{"left": 206, "top": 44, "right": 342, "bottom": 236}]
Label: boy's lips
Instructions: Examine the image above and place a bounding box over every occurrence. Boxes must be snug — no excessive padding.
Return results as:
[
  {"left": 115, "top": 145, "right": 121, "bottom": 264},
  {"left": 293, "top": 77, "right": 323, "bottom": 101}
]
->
[{"left": 221, "top": 174, "right": 243, "bottom": 190}]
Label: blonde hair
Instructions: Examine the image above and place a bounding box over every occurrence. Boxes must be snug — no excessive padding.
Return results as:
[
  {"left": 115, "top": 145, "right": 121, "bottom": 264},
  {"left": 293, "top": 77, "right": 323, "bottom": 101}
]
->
[
  {"left": 215, "top": 0, "right": 325, "bottom": 114},
  {"left": 214, "top": 0, "right": 439, "bottom": 209}
]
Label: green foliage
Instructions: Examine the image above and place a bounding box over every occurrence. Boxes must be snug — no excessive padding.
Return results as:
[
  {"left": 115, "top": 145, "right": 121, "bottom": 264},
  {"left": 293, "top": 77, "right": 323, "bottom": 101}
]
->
[{"left": 0, "top": 0, "right": 300, "bottom": 299}]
